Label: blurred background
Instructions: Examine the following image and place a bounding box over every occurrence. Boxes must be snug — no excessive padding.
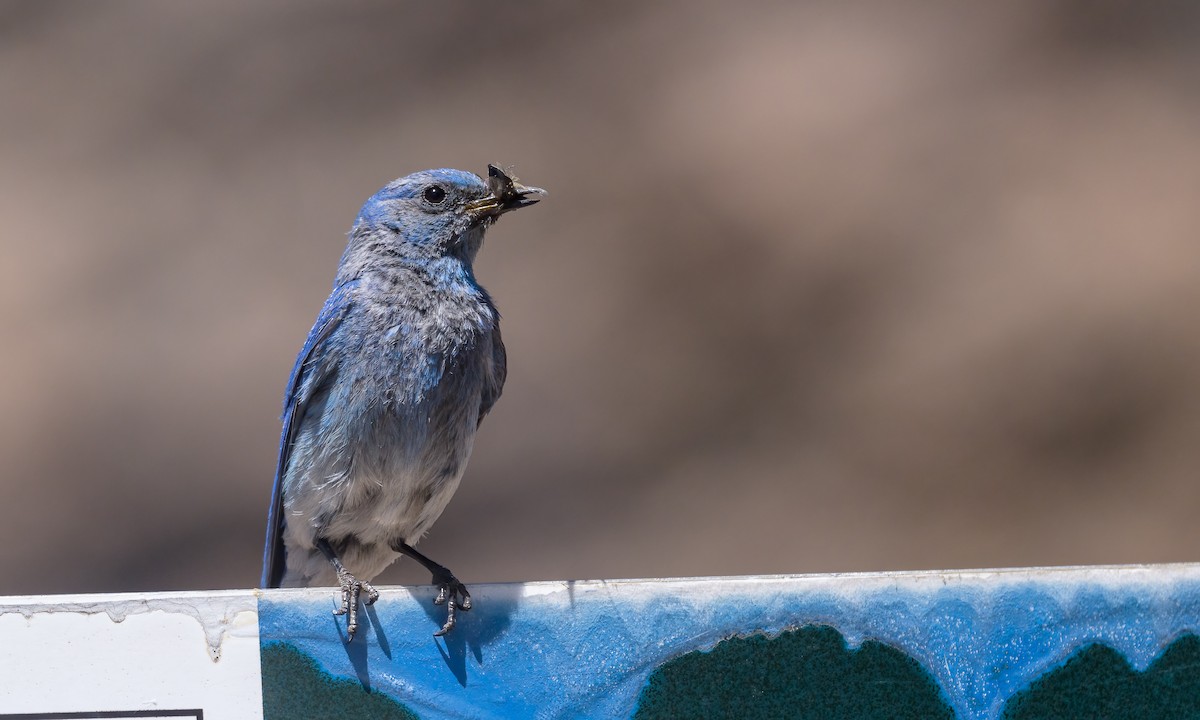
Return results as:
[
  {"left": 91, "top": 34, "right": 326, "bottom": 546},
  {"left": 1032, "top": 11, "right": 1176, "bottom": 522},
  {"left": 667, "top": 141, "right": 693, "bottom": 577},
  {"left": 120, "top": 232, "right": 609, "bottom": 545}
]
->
[{"left": 2, "top": 1, "right": 1199, "bottom": 595}]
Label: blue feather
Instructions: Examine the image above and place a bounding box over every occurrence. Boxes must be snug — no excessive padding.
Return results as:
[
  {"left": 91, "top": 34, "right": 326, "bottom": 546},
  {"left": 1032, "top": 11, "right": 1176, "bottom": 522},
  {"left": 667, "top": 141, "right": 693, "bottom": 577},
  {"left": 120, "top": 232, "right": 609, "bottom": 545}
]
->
[{"left": 261, "top": 279, "right": 359, "bottom": 588}]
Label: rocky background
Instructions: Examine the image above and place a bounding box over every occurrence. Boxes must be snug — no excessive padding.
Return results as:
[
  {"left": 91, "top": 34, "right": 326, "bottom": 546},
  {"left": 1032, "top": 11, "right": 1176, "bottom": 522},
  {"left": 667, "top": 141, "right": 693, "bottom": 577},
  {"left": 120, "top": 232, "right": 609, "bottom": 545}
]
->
[{"left": 2, "top": 1, "right": 1199, "bottom": 594}]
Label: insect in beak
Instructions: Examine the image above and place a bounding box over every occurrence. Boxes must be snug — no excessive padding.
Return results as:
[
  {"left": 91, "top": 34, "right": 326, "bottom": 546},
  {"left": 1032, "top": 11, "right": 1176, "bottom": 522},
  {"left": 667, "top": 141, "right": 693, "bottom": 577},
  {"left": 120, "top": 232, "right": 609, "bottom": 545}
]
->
[{"left": 466, "top": 164, "right": 546, "bottom": 220}]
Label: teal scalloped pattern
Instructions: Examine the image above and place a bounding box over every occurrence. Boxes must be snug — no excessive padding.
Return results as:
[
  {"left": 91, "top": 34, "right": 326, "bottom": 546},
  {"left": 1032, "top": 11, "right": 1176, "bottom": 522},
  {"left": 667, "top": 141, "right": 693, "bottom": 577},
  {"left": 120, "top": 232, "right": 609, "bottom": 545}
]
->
[
  {"left": 632, "top": 630, "right": 1200, "bottom": 720},
  {"left": 1002, "top": 634, "right": 1200, "bottom": 719},
  {"left": 261, "top": 641, "right": 420, "bottom": 720},
  {"left": 633, "top": 625, "right": 956, "bottom": 719}
]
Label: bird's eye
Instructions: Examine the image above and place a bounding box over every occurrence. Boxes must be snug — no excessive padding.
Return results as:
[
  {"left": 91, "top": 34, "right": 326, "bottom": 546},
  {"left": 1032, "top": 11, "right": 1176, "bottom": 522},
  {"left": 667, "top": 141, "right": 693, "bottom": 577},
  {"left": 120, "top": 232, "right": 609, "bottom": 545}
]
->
[{"left": 423, "top": 185, "right": 447, "bottom": 204}]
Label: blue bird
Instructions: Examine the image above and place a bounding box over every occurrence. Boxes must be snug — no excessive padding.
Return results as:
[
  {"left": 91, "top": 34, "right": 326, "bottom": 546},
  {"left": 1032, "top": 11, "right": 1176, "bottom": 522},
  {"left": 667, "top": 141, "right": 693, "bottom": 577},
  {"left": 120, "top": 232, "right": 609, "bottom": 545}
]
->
[{"left": 262, "top": 165, "right": 544, "bottom": 639}]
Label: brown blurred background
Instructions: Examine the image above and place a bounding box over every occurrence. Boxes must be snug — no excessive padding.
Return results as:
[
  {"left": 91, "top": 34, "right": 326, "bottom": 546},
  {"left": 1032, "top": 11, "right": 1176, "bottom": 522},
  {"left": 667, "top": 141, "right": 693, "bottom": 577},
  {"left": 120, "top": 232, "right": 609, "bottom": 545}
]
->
[{"left": 2, "top": 1, "right": 1199, "bottom": 596}]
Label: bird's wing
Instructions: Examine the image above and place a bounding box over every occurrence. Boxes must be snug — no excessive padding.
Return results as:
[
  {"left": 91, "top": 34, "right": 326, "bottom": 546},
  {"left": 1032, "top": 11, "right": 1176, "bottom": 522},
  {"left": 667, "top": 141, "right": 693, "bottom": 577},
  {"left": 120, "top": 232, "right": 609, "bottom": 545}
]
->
[
  {"left": 261, "top": 280, "right": 358, "bottom": 588},
  {"left": 478, "top": 323, "right": 507, "bottom": 426}
]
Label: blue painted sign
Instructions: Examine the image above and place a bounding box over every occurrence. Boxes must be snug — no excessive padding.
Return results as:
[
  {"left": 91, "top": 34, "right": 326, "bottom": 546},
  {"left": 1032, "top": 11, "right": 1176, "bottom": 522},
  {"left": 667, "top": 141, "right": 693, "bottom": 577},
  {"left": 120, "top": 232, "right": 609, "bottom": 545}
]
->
[{"left": 257, "top": 566, "right": 1200, "bottom": 719}]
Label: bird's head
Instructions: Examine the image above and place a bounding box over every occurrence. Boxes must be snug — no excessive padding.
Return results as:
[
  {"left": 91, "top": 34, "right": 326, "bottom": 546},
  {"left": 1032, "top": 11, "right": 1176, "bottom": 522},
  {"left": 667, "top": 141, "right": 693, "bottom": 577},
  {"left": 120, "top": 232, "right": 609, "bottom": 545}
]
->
[{"left": 352, "top": 165, "right": 544, "bottom": 262}]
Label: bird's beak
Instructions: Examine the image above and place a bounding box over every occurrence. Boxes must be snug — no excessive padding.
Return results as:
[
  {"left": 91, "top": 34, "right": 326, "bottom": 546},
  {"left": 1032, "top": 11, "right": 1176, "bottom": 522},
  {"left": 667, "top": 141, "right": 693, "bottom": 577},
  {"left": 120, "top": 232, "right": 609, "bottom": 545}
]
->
[{"left": 466, "top": 164, "right": 546, "bottom": 221}]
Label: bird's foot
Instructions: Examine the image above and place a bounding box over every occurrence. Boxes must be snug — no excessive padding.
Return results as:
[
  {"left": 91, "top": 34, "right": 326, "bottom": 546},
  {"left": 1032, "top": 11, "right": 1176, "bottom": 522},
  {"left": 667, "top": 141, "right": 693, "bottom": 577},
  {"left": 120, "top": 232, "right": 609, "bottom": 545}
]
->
[
  {"left": 389, "top": 540, "right": 471, "bottom": 636},
  {"left": 332, "top": 567, "right": 379, "bottom": 641},
  {"left": 431, "top": 572, "right": 471, "bottom": 637}
]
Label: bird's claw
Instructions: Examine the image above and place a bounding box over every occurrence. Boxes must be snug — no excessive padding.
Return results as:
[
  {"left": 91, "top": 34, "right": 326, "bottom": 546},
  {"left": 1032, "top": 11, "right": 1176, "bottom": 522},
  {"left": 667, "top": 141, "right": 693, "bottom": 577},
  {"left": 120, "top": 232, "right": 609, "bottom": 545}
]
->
[
  {"left": 332, "top": 568, "right": 378, "bottom": 641},
  {"left": 432, "top": 576, "right": 471, "bottom": 637}
]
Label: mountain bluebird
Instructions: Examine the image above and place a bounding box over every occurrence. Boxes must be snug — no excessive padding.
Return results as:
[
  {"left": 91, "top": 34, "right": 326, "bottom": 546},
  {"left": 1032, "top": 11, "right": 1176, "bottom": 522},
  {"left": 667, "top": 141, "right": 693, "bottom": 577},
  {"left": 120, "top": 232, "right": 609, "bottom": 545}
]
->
[{"left": 262, "top": 165, "right": 544, "bottom": 639}]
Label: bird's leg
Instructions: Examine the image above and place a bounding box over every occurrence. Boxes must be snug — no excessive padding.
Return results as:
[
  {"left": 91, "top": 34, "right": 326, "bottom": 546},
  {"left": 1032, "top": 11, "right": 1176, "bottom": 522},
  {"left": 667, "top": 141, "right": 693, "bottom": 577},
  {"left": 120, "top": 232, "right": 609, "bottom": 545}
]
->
[
  {"left": 391, "top": 540, "right": 471, "bottom": 636},
  {"left": 317, "top": 538, "right": 379, "bottom": 641}
]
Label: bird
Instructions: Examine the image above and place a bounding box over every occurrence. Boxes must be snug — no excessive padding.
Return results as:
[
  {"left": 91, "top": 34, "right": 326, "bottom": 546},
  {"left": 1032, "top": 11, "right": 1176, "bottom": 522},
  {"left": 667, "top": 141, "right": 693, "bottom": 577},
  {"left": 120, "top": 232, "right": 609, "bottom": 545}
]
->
[{"left": 261, "top": 164, "right": 544, "bottom": 639}]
